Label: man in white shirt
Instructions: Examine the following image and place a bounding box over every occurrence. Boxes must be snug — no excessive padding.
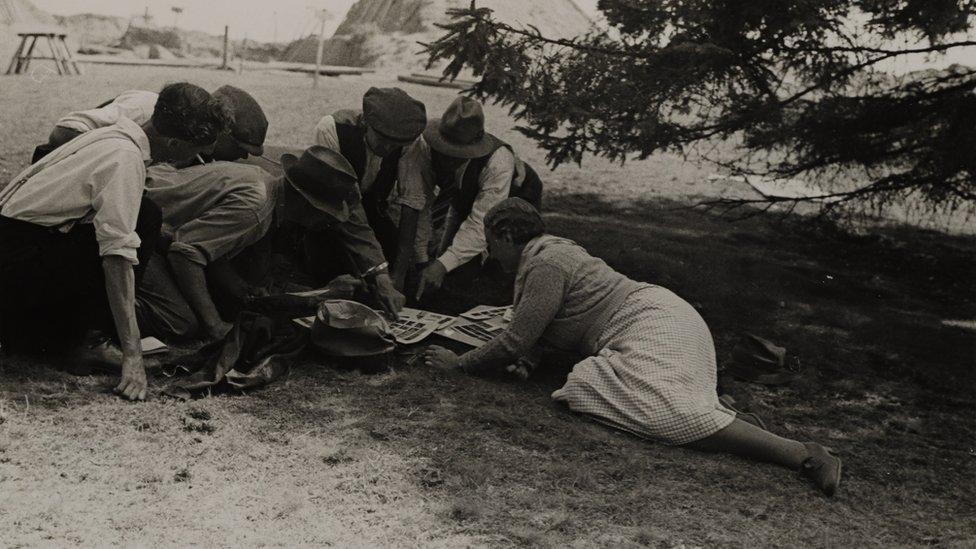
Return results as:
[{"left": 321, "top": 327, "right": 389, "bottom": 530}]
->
[
  {"left": 0, "top": 82, "right": 230, "bottom": 401},
  {"left": 38, "top": 85, "right": 278, "bottom": 342},
  {"left": 407, "top": 96, "right": 543, "bottom": 300}
]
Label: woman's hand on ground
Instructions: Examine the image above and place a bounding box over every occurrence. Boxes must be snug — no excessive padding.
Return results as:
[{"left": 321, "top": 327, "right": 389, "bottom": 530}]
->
[
  {"left": 114, "top": 354, "right": 147, "bottom": 401},
  {"left": 423, "top": 345, "right": 460, "bottom": 371}
]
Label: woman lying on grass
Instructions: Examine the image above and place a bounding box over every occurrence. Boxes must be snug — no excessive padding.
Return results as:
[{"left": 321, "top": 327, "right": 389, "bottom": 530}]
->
[{"left": 423, "top": 198, "right": 842, "bottom": 496}]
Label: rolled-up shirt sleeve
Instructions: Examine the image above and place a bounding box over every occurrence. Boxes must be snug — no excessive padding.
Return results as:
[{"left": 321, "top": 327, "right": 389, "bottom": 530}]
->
[
  {"left": 89, "top": 149, "right": 146, "bottom": 264},
  {"left": 167, "top": 197, "right": 262, "bottom": 266},
  {"left": 437, "top": 147, "right": 514, "bottom": 272},
  {"left": 394, "top": 137, "right": 437, "bottom": 263},
  {"left": 394, "top": 137, "right": 433, "bottom": 211}
]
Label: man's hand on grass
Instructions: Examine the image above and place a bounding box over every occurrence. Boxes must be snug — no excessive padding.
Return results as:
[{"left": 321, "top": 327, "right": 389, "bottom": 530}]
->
[
  {"left": 423, "top": 345, "right": 459, "bottom": 371},
  {"left": 114, "top": 354, "right": 147, "bottom": 401},
  {"left": 415, "top": 260, "right": 447, "bottom": 301}
]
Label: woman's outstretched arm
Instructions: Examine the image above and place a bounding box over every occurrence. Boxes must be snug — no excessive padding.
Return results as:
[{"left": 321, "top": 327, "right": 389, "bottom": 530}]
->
[{"left": 457, "top": 263, "right": 567, "bottom": 374}]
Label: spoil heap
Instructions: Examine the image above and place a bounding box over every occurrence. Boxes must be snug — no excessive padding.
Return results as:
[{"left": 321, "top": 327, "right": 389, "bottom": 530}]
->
[{"left": 283, "top": 0, "right": 592, "bottom": 70}]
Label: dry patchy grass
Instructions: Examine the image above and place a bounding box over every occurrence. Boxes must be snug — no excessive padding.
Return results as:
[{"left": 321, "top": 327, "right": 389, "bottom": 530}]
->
[{"left": 0, "top": 66, "right": 974, "bottom": 547}]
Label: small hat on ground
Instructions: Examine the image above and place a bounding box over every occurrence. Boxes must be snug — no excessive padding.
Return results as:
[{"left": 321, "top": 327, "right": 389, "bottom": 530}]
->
[
  {"left": 362, "top": 87, "right": 427, "bottom": 143},
  {"left": 213, "top": 85, "right": 268, "bottom": 156},
  {"left": 424, "top": 95, "right": 502, "bottom": 159},
  {"left": 280, "top": 145, "right": 359, "bottom": 223}
]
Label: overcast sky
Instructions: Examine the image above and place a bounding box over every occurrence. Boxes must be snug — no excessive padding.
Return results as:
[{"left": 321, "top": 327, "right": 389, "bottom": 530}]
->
[{"left": 33, "top": 0, "right": 602, "bottom": 43}]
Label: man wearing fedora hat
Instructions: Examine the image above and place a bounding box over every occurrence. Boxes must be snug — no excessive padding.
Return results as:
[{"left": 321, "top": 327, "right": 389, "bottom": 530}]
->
[
  {"left": 277, "top": 145, "right": 407, "bottom": 317},
  {"left": 38, "top": 86, "right": 280, "bottom": 342},
  {"left": 408, "top": 96, "right": 544, "bottom": 300},
  {"left": 313, "top": 87, "right": 429, "bottom": 290}
]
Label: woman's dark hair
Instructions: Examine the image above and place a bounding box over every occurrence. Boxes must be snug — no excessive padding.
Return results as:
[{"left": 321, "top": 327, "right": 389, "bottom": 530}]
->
[
  {"left": 484, "top": 197, "right": 545, "bottom": 244},
  {"left": 152, "top": 82, "right": 233, "bottom": 145}
]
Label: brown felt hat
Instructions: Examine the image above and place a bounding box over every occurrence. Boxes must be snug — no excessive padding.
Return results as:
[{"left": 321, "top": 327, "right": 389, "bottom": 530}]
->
[
  {"left": 424, "top": 96, "right": 501, "bottom": 159},
  {"left": 310, "top": 300, "right": 396, "bottom": 357},
  {"left": 214, "top": 85, "right": 268, "bottom": 156},
  {"left": 362, "top": 87, "right": 427, "bottom": 143},
  {"left": 280, "top": 146, "right": 359, "bottom": 223}
]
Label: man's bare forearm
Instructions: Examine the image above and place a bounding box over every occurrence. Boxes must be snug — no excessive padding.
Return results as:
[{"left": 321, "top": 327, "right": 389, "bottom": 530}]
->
[
  {"left": 167, "top": 252, "right": 226, "bottom": 337},
  {"left": 103, "top": 256, "right": 147, "bottom": 400},
  {"left": 101, "top": 256, "right": 140, "bottom": 356}
]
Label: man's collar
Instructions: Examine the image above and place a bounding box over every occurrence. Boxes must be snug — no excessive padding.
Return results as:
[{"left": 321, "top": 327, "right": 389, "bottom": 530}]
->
[{"left": 115, "top": 117, "right": 152, "bottom": 165}]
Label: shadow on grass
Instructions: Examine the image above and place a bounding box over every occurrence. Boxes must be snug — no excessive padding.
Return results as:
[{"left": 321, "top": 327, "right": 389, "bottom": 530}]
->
[
  {"left": 1, "top": 192, "right": 973, "bottom": 546},
  {"left": 227, "top": 193, "right": 974, "bottom": 546}
]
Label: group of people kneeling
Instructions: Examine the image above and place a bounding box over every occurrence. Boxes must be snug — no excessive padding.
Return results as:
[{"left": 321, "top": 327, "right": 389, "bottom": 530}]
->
[{"left": 0, "top": 82, "right": 840, "bottom": 496}]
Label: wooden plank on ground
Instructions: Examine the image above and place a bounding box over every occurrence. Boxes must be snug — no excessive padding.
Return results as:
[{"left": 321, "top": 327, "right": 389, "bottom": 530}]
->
[
  {"left": 74, "top": 55, "right": 219, "bottom": 69},
  {"left": 279, "top": 63, "right": 374, "bottom": 76},
  {"left": 397, "top": 73, "right": 477, "bottom": 90}
]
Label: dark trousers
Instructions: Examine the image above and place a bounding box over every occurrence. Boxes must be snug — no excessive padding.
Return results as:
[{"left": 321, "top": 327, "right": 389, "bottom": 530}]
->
[{"left": 0, "top": 197, "right": 162, "bottom": 353}]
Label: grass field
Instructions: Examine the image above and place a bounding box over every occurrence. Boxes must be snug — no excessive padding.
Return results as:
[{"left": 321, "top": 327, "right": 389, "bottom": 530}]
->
[{"left": 0, "top": 65, "right": 974, "bottom": 547}]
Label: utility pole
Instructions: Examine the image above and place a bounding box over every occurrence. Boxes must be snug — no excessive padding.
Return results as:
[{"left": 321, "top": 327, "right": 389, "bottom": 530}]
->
[
  {"left": 312, "top": 8, "right": 332, "bottom": 89},
  {"left": 171, "top": 6, "right": 183, "bottom": 29},
  {"left": 221, "top": 25, "right": 229, "bottom": 69}
]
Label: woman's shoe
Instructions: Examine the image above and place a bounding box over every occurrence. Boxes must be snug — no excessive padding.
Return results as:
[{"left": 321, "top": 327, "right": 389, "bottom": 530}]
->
[{"left": 801, "top": 442, "right": 842, "bottom": 497}]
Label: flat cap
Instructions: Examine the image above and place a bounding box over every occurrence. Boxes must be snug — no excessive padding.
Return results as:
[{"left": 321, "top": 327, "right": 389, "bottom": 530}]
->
[
  {"left": 214, "top": 85, "right": 268, "bottom": 156},
  {"left": 362, "top": 87, "right": 426, "bottom": 143}
]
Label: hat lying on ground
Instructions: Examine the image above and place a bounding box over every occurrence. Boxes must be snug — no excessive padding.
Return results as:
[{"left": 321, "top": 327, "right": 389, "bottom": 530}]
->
[
  {"left": 310, "top": 299, "right": 396, "bottom": 357},
  {"left": 213, "top": 85, "right": 268, "bottom": 156},
  {"left": 725, "top": 333, "right": 799, "bottom": 386},
  {"left": 362, "top": 86, "right": 427, "bottom": 143},
  {"left": 281, "top": 145, "right": 359, "bottom": 223},
  {"left": 424, "top": 95, "right": 502, "bottom": 159}
]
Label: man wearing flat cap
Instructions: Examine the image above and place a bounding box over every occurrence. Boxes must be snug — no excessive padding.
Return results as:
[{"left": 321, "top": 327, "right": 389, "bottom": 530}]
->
[
  {"left": 313, "top": 87, "right": 429, "bottom": 292},
  {"left": 39, "top": 86, "right": 279, "bottom": 342},
  {"left": 406, "top": 96, "right": 544, "bottom": 300},
  {"left": 275, "top": 145, "right": 406, "bottom": 317}
]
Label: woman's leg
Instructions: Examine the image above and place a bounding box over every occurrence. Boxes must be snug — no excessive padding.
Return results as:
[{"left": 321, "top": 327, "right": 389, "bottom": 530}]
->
[
  {"left": 687, "top": 418, "right": 841, "bottom": 496},
  {"left": 686, "top": 417, "right": 807, "bottom": 468}
]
